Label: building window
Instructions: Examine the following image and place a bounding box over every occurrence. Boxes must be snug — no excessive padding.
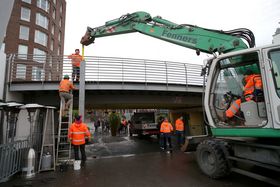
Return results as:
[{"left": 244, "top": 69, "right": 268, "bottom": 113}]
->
[
  {"left": 16, "top": 64, "right": 26, "bottom": 79},
  {"left": 36, "top": 13, "right": 49, "bottom": 29},
  {"left": 51, "top": 24, "right": 55, "bottom": 35},
  {"left": 35, "top": 30, "right": 48, "bottom": 46},
  {"left": 58, "top": 46, "right": 61, "bottom": 56},
  {"left": 18, "top": 44, "right": 28, "bottom": 59},
  {"left": 50, "top": 39, "right": 54, "bottom": 51},
  {"left": 53, "top": 0, "right": 56, "bottom": 4},
  {"left": 52, "top": 8, "right": 56, "bottom": 19},
  {"left": 21, "top": 7, "right": 30, "bottom": 22},
  {"left": 60, "top": 4, "right": 63, "bottom": 13},
  {"left": 1, "top": 43, "right": 5, "bottom": 52},
  {"left": 37, "top": 0, "right": 50, "bottom": 12},
  {"left": 22, "top": 0, "right": 31, "bottom": 4},
  {"left": 58, "top": 31, "right": 61, "bottom": 42},
  {"left": 32, "top": 66, "right": 44, "bottom": 81},
  {"left": 49, "top": 57, "right": 52, "bottom": 69},
  {"left": 19, "top": 25, "right": 29, "bottom": 40},
  {"left": 59, "top": 17, "right": 62, "bottom": 27},
  {"left": 33, "top": 48, "right": 46, "bottom": 63}
]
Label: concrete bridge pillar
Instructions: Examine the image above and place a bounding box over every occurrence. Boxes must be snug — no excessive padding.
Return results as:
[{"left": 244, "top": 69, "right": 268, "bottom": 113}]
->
[{"left": 79, "top": 60, "right": 85, "bottom": 119}]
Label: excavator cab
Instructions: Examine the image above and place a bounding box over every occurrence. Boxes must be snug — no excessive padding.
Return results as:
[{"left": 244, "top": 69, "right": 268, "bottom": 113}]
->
[{"left": 208, "top": 51, "right": 268, "bottom": 128}]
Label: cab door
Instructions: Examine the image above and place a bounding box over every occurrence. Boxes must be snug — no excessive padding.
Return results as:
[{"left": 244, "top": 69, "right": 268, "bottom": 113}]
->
[{"left": 262, "top": 45, "right": 280, "bottom": 129}]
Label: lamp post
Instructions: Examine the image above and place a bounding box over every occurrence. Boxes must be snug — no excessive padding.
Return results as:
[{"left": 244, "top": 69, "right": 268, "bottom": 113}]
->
[
  {"left": 20, "top": 103, "right": 44, "bottom": 173},
  {"left": 20, "top": 104, "right": 44, "bottom": 147},
  {"left": 4, "top": 102, "right": 23, "bottom": 143},
  {"left": 0, "top": 102, "right": 7, "bottom": 144}
]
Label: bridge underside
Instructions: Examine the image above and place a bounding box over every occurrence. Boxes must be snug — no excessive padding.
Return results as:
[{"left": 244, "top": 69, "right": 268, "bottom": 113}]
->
[{"left": 19, "top": 90, "right": 202, "bottom": 110}]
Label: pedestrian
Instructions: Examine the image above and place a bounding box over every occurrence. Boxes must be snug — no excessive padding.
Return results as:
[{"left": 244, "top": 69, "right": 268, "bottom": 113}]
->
[
  {"left": 103, "top": 112, "right": 110, "bottom": 133},
  {"left": 68, "top": 49, "right": 83, "bottom": 81},
  {"left": 68, "top": 115, "right": 91, "bottom": 165},
  {"left": 175, "top": 116, "right": 185, "bottom": 147},
  {"left": 94, "top": 118, "right": 101, "bottom": 133},
  {"left": 160, "top": 117, "right": 173, "bottom": 151},
  {"left": 121, "top": 116, "right": 128, "bottom": 134},
  {"left": 58, "top": 74, "right": 75, "bottom": 116}
]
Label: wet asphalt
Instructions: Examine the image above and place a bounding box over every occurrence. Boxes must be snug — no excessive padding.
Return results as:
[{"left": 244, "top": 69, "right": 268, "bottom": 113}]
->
[{"left": 0, "top": 129, "right": 271, "bottom": 187}]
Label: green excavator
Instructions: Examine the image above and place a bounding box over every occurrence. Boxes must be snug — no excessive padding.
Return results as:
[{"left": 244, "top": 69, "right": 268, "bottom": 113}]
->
[{"left": 81, "top": 11, "right": 280, "bottom": 185}]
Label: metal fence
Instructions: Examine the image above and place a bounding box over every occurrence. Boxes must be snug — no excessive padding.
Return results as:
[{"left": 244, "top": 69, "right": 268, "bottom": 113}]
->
[
  {"left": 9, "top": 54, "right": 204, "bottom": 86},
  {"left": 0, "top": 140, "right": 30, "bottom": 182}
]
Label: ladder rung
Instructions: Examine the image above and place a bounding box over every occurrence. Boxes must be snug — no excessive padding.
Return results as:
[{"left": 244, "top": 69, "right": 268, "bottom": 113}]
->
[
  {"left": 57, "top": 158, "right": 70, "bottom": 161},
  {"left": 42, "top": 144, "right": 54, "bottom": 147},
  {"left": 58, "top": 146, "right": 70, "bottom": 149},
  {"left": 58, "top": 150, "right": 69, "bottom": 153},
  {"left": 61, "top": 128, "right": 68, "bottom": 131},
  {"left": 61, "top": 122, "right": 69, "bottom": 124},
  {"left": 57, "top": 156, "right": 70, "bottom": 159},
  {"left": 58, "top": 149, "right": 70, "bottom": 152},
  {"left": 59, "top": 142, "right": 70, "bottom": 145}
]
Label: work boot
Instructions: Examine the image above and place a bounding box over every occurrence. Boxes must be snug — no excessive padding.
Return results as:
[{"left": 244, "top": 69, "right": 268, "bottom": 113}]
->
[{"left": 81, "top": 161, "right": 86, "bottom": 167}]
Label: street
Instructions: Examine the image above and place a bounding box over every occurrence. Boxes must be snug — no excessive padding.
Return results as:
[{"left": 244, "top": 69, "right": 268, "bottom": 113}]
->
[{"left": 0, "top": 132, "right": 271, "bottom": 187}]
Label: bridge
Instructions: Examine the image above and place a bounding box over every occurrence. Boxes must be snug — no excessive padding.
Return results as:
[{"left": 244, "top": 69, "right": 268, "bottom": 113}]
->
[{"left": 6, "top": 54, "right": 204, "bottom": 109}]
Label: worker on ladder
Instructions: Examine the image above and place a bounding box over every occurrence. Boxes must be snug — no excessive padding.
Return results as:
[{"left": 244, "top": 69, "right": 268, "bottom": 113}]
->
[{"left": 59, "top": 74, "right": 75, "bottom": 116}]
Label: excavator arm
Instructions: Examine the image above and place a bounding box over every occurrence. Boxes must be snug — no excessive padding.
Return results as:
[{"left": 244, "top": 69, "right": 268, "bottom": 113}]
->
[{"left": 81, "top": 11, "right": 255, "bottom": 54}]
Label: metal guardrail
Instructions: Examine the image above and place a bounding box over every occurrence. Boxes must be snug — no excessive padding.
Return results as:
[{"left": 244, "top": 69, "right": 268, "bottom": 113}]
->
[
  {"left": 0, "top": 140, "right": 30, "bottom": 182},
  {"left": 8, "top": 54, "right": 204, "bottom": 86}
]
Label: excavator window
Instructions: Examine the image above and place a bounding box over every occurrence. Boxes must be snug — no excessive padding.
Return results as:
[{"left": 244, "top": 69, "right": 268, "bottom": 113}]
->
[
  {"left": 269, "top": 49, "right": 280, "bottom": 97},
  {"left": 211, "top": 52, "right": 267, "bottom": 127}
]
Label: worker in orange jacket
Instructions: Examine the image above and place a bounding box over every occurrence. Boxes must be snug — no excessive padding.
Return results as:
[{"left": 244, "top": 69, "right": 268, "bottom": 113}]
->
[
  {"left": 160, "top": 117, "right": 173, "bottom": 151},
  {"left": 175, "top": 116, "right": 185, "bottom": 146},
  {"left": 59, "top": 75, "right": 75, "bottom": 116},
  {"left": 68, "top": 49, "right": 83, "bottom": 81},
  {"left": 226, "top": 71, "right": 263, "bottom": 118},
  {"left": 68, "top": 115, "right": 91, "bottom": 163}
]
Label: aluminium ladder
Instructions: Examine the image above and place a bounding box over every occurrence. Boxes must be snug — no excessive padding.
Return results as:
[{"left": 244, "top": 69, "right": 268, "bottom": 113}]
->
[{"left": 56, "top": 100, "right": 73, "bottom": 165}]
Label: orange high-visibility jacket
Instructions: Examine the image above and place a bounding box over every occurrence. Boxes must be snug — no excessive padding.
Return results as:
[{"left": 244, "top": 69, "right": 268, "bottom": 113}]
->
[
  {"left": 68, "top": 54, "right": 83, "bottom": 67},
  {"left": 243, "top": 74, "right": 262, "bottom": 96},
  {"left": 160, "top": 121, "right": 173, "bottom": 133},
  {"left": 175, "top": 119, "right": 184, "bottom": 131},
  {"left": 59, "top": 79, "right": 75, "bottom": 92},
  {"left": 68, "top": 122, "right": 90, "bottom": 145}
]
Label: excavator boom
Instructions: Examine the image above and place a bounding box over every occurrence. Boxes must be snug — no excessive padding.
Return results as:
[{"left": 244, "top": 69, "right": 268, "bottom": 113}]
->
[{"left": 81, "top": 11, "right": 255, "bottom": 54}]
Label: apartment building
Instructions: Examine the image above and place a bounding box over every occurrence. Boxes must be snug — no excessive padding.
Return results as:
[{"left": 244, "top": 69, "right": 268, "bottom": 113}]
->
[{"left": 3, "top": 0, "right": 66, "bottom": 83}]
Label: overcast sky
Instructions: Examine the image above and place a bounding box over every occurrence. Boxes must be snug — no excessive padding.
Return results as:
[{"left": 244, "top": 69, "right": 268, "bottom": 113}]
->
[{"left": 64, "top": 0, "right": 280, "bottom": 64}]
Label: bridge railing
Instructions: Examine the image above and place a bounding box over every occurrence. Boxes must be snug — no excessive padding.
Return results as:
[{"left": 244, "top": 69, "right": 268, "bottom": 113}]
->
[{"left": 8, "top": 54, "right": 204, "bottom": 86}]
